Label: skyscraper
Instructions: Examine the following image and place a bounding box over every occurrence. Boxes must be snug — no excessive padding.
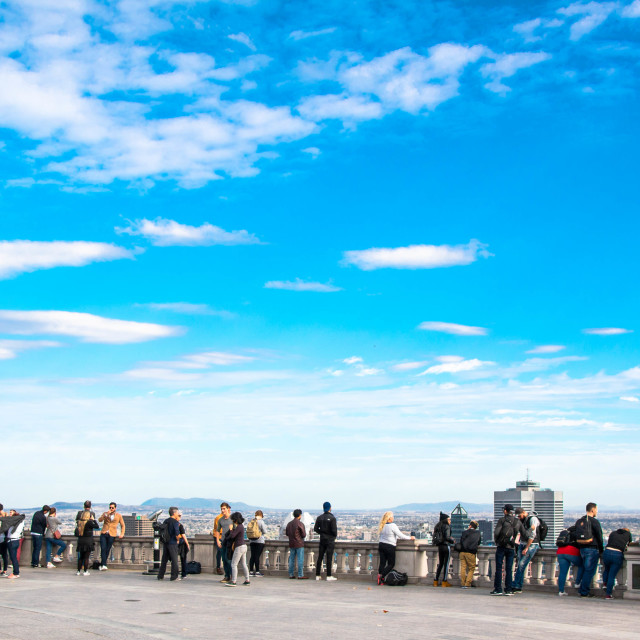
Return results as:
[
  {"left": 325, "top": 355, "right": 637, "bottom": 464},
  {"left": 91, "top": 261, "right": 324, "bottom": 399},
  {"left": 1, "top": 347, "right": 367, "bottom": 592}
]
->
[
  {"left": 493, "top": 475, "right": 563, "bottom": 546},
  {"left": 450, "top": 503, "right": 470, "bottom": 541}
]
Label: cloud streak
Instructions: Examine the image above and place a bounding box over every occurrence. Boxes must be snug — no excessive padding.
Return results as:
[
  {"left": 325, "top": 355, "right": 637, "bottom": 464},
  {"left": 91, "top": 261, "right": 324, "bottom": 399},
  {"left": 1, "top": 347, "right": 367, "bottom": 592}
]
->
[
  {"left": 264, "top": 279, "right": 342, "bottom": 292},
  {"left": 417, "top": 321, "right": 489, "bottom": 336}
]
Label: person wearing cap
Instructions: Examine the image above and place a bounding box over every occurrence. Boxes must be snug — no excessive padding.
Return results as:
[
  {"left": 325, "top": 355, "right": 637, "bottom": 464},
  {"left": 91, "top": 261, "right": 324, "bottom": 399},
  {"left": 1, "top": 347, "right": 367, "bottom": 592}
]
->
[
  {"left": 313, "top": 502, "right": 338, "bottom": 581},
  {"left": 511, "top": 507, "right": 540, "bottom": 594},
  {"left": 491, "top": 503, "right": 524, "bottom": 596},
  {"left": 433, "top": 512, "right": 455, "bottom": 587}
]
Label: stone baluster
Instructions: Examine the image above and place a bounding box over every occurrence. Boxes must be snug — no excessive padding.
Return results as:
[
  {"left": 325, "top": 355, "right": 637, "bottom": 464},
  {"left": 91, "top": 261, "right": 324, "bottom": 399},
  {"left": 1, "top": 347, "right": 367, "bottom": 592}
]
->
[
  {"left": 347, "top": 548, "right": 357, "bottom": 574},
  {"left": 529, "top": 552, "right": 544, "bottom": 585},
  {"left": 305, "top": 546, "right": 315, "bottom": 573},
  {"left": 122, "top": 541, "right": 134, "bottom": 564},
  {"left": 334, "top": 547, "right": 347, "bottom": 574},
  {"left": 477, "top": 549, "right": 492, "bottom": 585},
  {"left": 359, "top": 549, "right": 370, "bottom": 574},
  {"left": 131, "top": 541, "right": 142, "bottom": 565}
]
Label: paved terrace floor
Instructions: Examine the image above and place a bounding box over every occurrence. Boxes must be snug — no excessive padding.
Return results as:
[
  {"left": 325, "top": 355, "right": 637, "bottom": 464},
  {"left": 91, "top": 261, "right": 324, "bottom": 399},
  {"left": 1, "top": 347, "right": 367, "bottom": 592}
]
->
[{"left": 1, "top": 568, "right": 639, "bottom": 640}]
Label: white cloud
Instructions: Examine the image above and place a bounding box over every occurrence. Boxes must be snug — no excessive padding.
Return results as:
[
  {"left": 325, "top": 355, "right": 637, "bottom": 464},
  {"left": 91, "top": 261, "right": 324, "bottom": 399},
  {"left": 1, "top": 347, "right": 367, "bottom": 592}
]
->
[
  {"left": 141, "top": 302, "right": 235, "bottom": 318},
  {"left": 355, "top": 366, "right": 384, "bottom": 377},
  {"left": 392, "top": 361, "right": 429, "bottom": 371},
  {"left": 622, "top": 0, "right": 640, "bottom": 17},
  {"left": 419, "top": 358, "right": 495, "bottom": 375},
  {"left": 417, "top": 321, "right": 489, "bottom": 336},
  {"left": 182, "top": 351, "right": 255, "bottom": 367},
  {"left": 343, "top": 239, "right": 491, "bottom": 270},
  {"left": 558, "top": 2, "right": 618, "bottom": 40},
  {"left": 526, "top": 345, "right": 566, "bottom": 354},
  {"left": 0, "top": 240, "right": 135, "bottom": 279},
  {"left": 117, "top": 218, "right": 261, "bottom": 247},
  {"left": 620, "top": 396, "right": 639, "bottom": 402},
  {"left": 264, "top": 278, "right": 341, "bottom": 292},
  {"left": 0, "top": 339, "right": 60, "bottom": 360},
  {"left": 297, "top": 93, "right": 384, "bottom": 123},
  {"left": 513, "top": 18, "right": 544, "bottom": 42},
  {"left": 302, "top": 146, "right": 321, "bottom": 158},
  {"left": 481, "top": 51, "right": 551, "bottom": 94},
  {"left": 0, "top": 310, "right": 182, "bottom": 344},
  {"left": 289, "top": 27, "right": 337, "bottom": 41},
  {"left": 582, "top": 327, "right": 633, "bottom": 335},
  {"left": 343, "top": 356, "right": 363, "bottom": 365},
  {"left": 228, "top": 33, "right": 257, "bottom": 51}
]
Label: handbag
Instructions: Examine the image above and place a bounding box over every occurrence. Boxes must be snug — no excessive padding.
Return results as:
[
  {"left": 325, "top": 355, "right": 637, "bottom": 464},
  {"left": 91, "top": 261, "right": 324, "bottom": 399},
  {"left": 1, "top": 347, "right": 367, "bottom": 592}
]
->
[{"left": 54, "top": 530, "right": 62, "bottom": 540}]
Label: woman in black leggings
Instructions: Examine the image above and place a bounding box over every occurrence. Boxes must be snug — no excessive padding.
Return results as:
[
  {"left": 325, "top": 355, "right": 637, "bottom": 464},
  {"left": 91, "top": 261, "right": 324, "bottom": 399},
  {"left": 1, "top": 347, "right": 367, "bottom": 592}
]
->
[
  {"left": 377, "top": 511, "right": 414, "bottom": 584},
  {"left": 75, "top": 501, "right": 99, "bottom": 575}
]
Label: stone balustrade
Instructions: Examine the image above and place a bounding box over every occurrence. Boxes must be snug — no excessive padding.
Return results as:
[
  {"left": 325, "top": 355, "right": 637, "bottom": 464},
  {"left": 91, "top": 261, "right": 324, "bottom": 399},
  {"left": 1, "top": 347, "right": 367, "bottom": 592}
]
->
[{"left": 24, "top": 535, "right": 640, "bottom": 599}]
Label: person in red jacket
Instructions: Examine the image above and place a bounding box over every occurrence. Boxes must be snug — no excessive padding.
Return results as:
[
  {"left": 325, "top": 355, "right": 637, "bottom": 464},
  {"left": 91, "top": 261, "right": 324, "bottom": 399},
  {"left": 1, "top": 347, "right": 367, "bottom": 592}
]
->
[{"left": 285, "top": 509, "right": 307, "bottom": 579}]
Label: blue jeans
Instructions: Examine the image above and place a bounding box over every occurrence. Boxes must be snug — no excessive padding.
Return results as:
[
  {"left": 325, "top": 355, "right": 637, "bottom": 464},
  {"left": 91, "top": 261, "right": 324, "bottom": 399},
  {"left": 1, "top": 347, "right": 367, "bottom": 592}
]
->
[
  {"left": 602, "top": 549, "right": 623, "bottom": 596},
  {"left": 46, "top": 538, "right": 68, "bottom": 563},
  {"left": 557, "top": 553, "right": 583, "bottom": 592},
  {"left": 513, "top": 543, "right": 539, "bottom": 589},
  {"left": 288, "top": 547, "right": 304, "bottom": 577},
  {"left": 31, "top": 533, "right": 43, "bottom": 567},
  {"left": 100, "top": 533, "right": 116, "bottom": 566},
  {"left": 579, "top": 547, "right": 600, "bottom": 595},
  {"left": 220, "top": 545, "right": 232, "bottom": 579},
  {"left": 8, "top": 540, "right": 20, "bottom": 576},
  {"left": 494, "top": 546, "right": 515, "bottom": 591}
]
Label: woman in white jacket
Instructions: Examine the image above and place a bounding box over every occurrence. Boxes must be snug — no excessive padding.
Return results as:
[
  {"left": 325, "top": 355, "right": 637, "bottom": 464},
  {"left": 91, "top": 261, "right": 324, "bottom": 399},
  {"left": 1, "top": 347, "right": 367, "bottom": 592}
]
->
[
  {"left": 6, "top": 509, "right": 25, "bottom": 579},
  {"left": 377, "top": 511, "right": 414, "bottom": 584}
]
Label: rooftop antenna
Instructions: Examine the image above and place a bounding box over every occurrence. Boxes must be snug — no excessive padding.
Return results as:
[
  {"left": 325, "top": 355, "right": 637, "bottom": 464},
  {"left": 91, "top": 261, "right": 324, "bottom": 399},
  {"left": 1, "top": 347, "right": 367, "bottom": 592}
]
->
[{"left": 526, "top": 467, "right": 530, "bottom": 483}]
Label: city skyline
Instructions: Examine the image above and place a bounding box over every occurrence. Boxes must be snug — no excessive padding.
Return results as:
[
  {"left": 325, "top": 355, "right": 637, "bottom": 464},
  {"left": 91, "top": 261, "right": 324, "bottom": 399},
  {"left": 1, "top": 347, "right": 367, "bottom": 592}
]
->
[{"left": 1, "top": 0, "right": 639, "bottom": 507}]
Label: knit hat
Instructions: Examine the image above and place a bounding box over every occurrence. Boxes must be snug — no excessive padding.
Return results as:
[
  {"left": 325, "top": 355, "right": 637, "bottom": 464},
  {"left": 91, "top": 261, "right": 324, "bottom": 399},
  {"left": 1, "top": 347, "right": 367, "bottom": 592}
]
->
[
  {"left": 504, "top": 504, "right": 514, "bottom": 513},
  {"left": 323, "top": 502, "right": 331, "bottom": 512},
  {"left": 439, "top": 511, "right": 449, "bottom": 521}
]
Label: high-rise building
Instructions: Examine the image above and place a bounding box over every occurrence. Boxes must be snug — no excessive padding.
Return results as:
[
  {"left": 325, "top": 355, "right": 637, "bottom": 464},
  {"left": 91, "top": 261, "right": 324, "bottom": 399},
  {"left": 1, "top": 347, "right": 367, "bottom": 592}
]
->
[
  {"left": 477, "top": 519, "right": 493, "bottom": 546},
  {"left": 122, "top": 513, "right": 154, "bottom": 536},
  {"left": 494, "top": 475, "right": 563, "bottom": 547},
  {"left": 450, "top": 503, "right": 470, "bottom": 541}
]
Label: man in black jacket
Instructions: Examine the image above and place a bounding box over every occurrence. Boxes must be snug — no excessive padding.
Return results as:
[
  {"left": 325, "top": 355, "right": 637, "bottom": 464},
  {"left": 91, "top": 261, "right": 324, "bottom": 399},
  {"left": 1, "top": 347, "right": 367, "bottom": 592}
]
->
[
  {"left": 577, "top": 502, "right": 604, "bottom": 598},
  {"left": 491, "top": 504, "right": 524, "bottom": 596},
  {"left": 314, "top": 502, "right": 338, "bottom": 581},
  {"left": 459, "top": 521, "right": 482, "bottom": 588},
  {"left": 30, "top": 505, "right": 50, "bottom": 568},
  {"left": 434, "top": 512, "right": 455, "bottom": 587}
]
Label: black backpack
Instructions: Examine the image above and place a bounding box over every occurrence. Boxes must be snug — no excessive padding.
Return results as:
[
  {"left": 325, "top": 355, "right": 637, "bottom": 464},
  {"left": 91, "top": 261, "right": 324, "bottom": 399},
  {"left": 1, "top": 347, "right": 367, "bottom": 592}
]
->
[
  {"left": 574, "top": 515, "right": 594, "bottom": 545},
  {"left": 556, "top": 528, "right": 574, "bottom": 547},
  {"left": 384, "top": 570, "right": 408, "bottom": 586},
  {"left": 527, "top": 514, "right": 548, "bottom": 542},
  {"left": 186, "top": 561, "right": 201, "bottom": 574},
  {"left": 432, "top": 523, "right": 445, "bottom": 546},
  {"left": 494, "top": 515, "right": 516, "bottom": 547},
  {"left": 158, "top": 520, "right": 171, "bottom": 545}
]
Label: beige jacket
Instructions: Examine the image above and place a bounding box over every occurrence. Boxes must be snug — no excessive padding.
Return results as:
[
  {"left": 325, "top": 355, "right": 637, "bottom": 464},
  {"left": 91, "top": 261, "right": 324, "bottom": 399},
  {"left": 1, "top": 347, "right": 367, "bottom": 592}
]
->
[{"left": 99, "top": 512, "right": 125, "bottom": 537}]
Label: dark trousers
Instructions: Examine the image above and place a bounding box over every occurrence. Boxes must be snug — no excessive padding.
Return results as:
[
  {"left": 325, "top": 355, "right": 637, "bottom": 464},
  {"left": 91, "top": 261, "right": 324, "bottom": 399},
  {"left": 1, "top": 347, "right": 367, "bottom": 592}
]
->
[
  {"left": 31, "top": 534, "right": 43, "bottom": 567},
  {"left": 100, "top": 533, "right": 116, "bottom": 566},
  {"left": 221, "top": 545, "right": 231, "bottom": 579},
  {"left": 78, "top": 549, "right": 91, "bottom": 572},
  {"left": 579, "top": 547, "right": 600, "bottom": 596},
  {"left": 158, "top": 544, "right": 179, "bottom": 580},
  {"left": 8, "top": 540, "right": 20, "bottom": 576},
  {"left": 494, "top": 546, "right": 515, "bottom": 591},
  {"left": 435, "top": 544, "right": 451, "bottom": 582},
  {"left": 378, "top": 542, "right": 396, "bottom": 578},
  {"left": 249, "top": 542, "right": 264, "bottom": 572},
  {"left": 179, "top": 543, "right": 188, "bottom": 578},
  {"left": 0, "top": 541, "right": 8, "bottom": 572},
  {"left": 316, "top": 539, "right": 335, "bottom": 576},
  {"left": 216, "top": 545, "right": 222, "bottom": 569}
]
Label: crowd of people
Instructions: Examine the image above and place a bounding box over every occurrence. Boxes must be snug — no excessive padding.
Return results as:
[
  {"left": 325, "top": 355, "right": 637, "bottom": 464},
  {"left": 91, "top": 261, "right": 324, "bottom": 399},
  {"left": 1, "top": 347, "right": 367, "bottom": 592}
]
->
[{"left": 0, "top": 500, "right": 633, "bottom": 599}]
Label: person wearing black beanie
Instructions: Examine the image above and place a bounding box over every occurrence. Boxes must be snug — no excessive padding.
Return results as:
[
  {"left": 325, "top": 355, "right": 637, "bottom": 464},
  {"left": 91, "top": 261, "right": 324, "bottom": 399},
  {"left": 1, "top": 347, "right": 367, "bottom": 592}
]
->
[{"left": 433, "top": 512, "right": 455, "bottom": 587}]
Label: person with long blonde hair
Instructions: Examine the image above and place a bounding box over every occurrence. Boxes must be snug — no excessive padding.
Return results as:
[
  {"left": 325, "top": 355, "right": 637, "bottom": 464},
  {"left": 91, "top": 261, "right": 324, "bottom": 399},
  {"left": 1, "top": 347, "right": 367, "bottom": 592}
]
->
[
  {"left": 377, "top": 511, "right": 414, "bottom": 584},
  {"left": 75, "top": 501, "right": 98, "bottom": 576}
]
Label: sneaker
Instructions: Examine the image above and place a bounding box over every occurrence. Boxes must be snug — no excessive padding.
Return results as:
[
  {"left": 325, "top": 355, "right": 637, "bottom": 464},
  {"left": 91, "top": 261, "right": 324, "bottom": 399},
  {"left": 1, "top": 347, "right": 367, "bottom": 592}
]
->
[
  {"left": 98, "top": 565, "right": 106, "bottom": 571},
  {"left": 316, "top": 576, "right": 322, "bottom": 581},
  {"left": 490, "top": 589, "right": 504, "bottom": 596},
  {"left": 503, "top": 589, "right": 515, "bottom": 596},
  {"left": 297, "top": 576, "right": 309, "bottom": 580},
  {"left": 225, "top": 581, "right": 237, "bottom": 587},
  {"left": 220, "top": 578, "right": 230, "bottom": 583},
  {"left": 604, "top": 595, "right": 613, "bottom": 600},
  {"left": 46, "top": 562, "right": 56, "bottom": 569},
  {"left": 580, "top": 593, "right": 596, "bottom": 598},
  {"left": 76, "top": 571, "right": 82, "bottom": 576},
  {"left": 53, "top": 556, "right": 63, "bottom": 563},
  {"left": 7, "top": 574, "right": 19, "bottom": 579},
  {"left": 83, "top": 571, "right": 90, "bottom": 576},
  {"left": 255, "top": 571, "right": 264, "bottom": 577},
  {"left": 511, "top": 588, "right": 522, "bottom": 594},
  {"left": 289, "top": 575, "right": 296, "bottom": 579},
  {"left": 558, "top": 592, "right": 568, "bottom": 597},
  {"left": 461, "top": 586, "right": 469, "bottom": 589},
  {"left": 326, "top": 576, "right": 337, "bottom": 581},
  {"left": 243, "top": 580, "right": 250, "bottom": 585},
  {"left": 249, "top": 571, "right": 256, "bottom": 576}
]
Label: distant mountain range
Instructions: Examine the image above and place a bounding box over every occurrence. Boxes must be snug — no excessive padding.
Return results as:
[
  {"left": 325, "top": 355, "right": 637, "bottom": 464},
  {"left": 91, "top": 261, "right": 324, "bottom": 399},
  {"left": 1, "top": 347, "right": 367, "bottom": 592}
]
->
[
  {"left": 393, "top": 501, "right": 493, "bottom": 513},
  {"left": 141, "top": 497, "right": 261, "bottom": 511}
]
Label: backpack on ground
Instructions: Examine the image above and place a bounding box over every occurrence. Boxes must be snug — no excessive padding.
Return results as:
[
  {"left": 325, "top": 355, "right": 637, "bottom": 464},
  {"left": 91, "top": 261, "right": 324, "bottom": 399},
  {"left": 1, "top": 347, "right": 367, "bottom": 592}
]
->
[
  {"left": 158, "top": 520, "right": 171, "bottom": 545},
  {"left": 384, "top": 570, "right": 408, "bottom": 586},
  {"left": 247, "top": 518, "right": 261, "bottom": 540},
  {"left": 556, "top": 528, "right": 574, "bottom": 547},
  {"left": 494, "top": 515, "right": 516, "bottom": 547},
  {"left": 432, "top": 523, "right": 445, "bottom": 546},
  {"left": 574, "top": 515, "right": 593, "bottom": 545},
  {"left": 186, "top": 561, "right": 201, "bottom": 574}
]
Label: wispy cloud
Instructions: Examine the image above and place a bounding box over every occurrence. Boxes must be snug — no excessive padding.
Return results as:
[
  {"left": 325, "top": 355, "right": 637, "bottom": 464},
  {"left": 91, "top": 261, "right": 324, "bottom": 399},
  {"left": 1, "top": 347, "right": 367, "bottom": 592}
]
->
[
  {"left": 622, "top": 0, "right": 640, "bottom": 17},
  {"left": 343, "top": 356, "right": 363, "bottom": 365},
  {"left": 0, "top": 240, "right": 135, "bottom": 279},
  {"left": 117, "top": 218, "right": 261, "bottom": 247},
  {"left": 558, "top": 1, "right": 619, "bottom": 40},
  {"left": 343, "top": 239, "right": 491, "bottom": 270},
  {"left": 392, "top": 361, "right": 430, "bottom": 371},
  {"left": 228, "top": 32, "right": 257, "bottom": 51},
  {"left": 419, "top": 356, "right": 495, "bottom": 375},
  {"left": 0, "top": 310, "right": 182, "bottom": 344},
  {"left": 264, "top": 278, "right": 341, "bottom": 292},
  {"left": 417, "top": 321, "right": 489, "bottom": 336},
  {"left": 140, "top": 303, "right": 235, "bottom": 318},
  {"left": 289, "top": 27, "right": 337, "bottom": 41},
  {"left": 526, "top": 345, "right": 566, "bottom": 354},
  {"left": 481, "top": 51, "right": 551, "bottom": 94},
  {"left": 620, "top": 396, "right": 639, "bottom": 402},
  {"left": 302, "top": 146, "right": 321, "bottom": 158},
  {"left": 582, "top": 327, "right": 633, "bottom": 335},
  {"left": 0, "top": 339, "right": 60, "bottom": 360}
]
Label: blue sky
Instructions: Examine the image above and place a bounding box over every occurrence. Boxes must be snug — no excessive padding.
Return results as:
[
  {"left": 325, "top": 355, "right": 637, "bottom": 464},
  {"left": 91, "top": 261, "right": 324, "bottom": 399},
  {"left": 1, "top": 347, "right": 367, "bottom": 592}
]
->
[{"left": 1, "top": 0, "right": 639, "bottom": 509}]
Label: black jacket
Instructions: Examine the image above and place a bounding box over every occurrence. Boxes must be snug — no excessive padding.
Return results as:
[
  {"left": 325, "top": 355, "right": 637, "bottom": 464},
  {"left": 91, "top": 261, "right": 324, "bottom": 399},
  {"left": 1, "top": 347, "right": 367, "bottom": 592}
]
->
[
  {"left": 435, "top": 522, "right": 455, "bottom": 546},
  {"left": 314, "top": 512, "right": 337, "bottom": 542},
  {"left": 31, "top": 510, "right": 48, "bottom": 535},
  {"left": 606, "top": 529, "right": 632, "bottom": 554},
  {"left": 579, "top": 516, "right": 604, "bottom": 553},
  {"left": 460, "top": 529, "right": 482, "bottom": 554},
  {"left": 494, "top": 514, "right": 524, "bottom": 549}
]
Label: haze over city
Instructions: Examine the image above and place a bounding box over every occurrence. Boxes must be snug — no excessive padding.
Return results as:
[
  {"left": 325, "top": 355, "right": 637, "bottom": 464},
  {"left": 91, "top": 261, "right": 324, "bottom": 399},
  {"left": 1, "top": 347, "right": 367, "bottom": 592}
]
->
[{"left": 1, "top": 0, "right": 639, "bottom": 509}]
